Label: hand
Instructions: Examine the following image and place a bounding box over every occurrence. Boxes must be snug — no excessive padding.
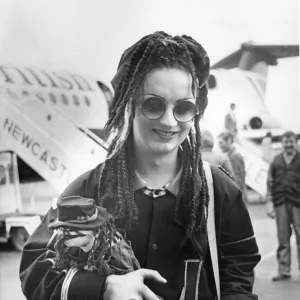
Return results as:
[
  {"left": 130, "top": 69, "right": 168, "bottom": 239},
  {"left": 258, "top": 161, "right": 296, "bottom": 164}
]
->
[
  {"left": 103, "top": 269, "right": 167, "bottom": 300},
  {"left": 265, "top": 200, "right": 275, "bottom": 219}
]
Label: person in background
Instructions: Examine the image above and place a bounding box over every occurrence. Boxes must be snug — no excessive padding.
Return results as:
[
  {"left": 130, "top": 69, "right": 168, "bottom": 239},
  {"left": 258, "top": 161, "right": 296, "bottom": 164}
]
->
[
  {"left": 266, "top": 130, "right": 300, "bottom": 281},
  {"left": 201, "top": 129, "right": 235, "bottom": 179},
  {"left": 262, "top": 132, "right": 273, "bottom": 163},
  {"left": 19, "top": 32, "right": 260, "bottom": 300},
  {"left": 218, "top": 131, "right": 248, "bottom": 203},
  {"left": 224, "top": 103, "right": 237, "bottom": 139}
]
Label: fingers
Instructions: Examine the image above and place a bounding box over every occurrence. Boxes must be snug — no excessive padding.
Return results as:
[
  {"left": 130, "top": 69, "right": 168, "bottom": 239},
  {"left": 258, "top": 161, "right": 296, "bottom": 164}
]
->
[
  {"left": 141, "top": 285, "right": 160, "bottom": 300},
  {"left": 138, "top": 269, "right": 167, "bottom": 283}
]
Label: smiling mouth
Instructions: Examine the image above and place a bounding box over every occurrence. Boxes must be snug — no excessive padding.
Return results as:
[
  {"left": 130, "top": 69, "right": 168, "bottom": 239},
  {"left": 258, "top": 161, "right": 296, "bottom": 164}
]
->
[{"left": 152, "top": 129, "right": 178, "bottom": 138}]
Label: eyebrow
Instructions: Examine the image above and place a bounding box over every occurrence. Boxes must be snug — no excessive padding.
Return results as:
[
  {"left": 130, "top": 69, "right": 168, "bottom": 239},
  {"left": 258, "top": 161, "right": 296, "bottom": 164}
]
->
[{"left": 142, "top": 93, "right": 195, "bottom": 102}]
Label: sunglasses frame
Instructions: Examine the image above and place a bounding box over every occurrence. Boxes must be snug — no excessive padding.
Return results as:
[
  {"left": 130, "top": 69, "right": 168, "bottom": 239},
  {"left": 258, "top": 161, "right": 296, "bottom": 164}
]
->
[{"left": 136, "top": 97, "right": 199, "bottom": 123}]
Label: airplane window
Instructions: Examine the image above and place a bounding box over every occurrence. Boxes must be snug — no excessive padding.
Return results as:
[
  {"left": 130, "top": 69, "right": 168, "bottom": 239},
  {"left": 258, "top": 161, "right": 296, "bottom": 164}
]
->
[
  {"left": 49, "top": 93, "right": 57, "bottom": 104},
  {"left": 61, "top": 94, "right": 69, "bottom": 105},
  {"left": 84, "top": 96, "right": 91, "bottom": 106},
  {"left": 36, "top": 92, "right": 46, "bottom": 103},
  {"left": 73, "top": 95, "right": 80, "bottom": 106}
]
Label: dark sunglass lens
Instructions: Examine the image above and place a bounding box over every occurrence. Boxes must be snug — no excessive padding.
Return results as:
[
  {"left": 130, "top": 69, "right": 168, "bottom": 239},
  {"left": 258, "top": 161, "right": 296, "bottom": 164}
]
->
[
  {"left": 174, "top": 101, "right": 197, "bottom": 122},
  {"left": 142, "top": 97, "right": 165, "bottom": 120}
]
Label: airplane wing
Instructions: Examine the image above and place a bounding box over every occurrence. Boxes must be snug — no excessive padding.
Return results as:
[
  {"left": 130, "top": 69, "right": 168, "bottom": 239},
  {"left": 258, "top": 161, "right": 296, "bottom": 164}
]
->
[
  {"left": 211, "top": 49, "right": 243, "bottom": 70},
  {"left": 211, "top": 43, "right": 299, "bottom": 70}
]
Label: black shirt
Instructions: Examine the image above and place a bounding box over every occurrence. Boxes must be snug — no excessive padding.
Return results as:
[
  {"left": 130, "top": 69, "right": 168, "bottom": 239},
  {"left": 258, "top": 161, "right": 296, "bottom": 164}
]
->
[{"left": 126, "top": 190, "right": 216, "bottom": 299}]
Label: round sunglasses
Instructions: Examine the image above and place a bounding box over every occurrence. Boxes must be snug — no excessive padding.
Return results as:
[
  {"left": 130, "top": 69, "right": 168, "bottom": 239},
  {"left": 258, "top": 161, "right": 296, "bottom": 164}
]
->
[{"left": 137, "top": 97, "right": 198, "bottom": 123}]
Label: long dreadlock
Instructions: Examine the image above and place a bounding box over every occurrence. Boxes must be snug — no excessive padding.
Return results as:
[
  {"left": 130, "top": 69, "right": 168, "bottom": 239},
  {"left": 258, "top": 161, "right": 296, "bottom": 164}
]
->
[{"left": 97, "top": 31, "right": 210, "bottom": 258}]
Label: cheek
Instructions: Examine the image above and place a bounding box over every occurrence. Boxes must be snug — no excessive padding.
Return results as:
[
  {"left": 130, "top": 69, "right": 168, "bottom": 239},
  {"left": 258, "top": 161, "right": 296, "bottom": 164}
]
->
[
  {"left": 133, "top": 113, "right": 153, "bottom": 134},
  {"left": 179, "top": 122, "right": 192, "bottom": 137}
]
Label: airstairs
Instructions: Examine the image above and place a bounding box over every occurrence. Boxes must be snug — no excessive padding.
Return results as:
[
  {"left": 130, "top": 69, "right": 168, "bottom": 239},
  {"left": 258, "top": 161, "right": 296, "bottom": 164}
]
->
[{"left": 0, "top": 90, "right": 107, "bottom": 194}]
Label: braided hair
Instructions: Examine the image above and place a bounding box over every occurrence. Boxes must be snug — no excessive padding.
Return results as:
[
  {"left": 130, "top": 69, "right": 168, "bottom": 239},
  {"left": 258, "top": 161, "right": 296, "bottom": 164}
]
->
[{"left": 97, "top": 31, "right": 210, "bottom": 258}]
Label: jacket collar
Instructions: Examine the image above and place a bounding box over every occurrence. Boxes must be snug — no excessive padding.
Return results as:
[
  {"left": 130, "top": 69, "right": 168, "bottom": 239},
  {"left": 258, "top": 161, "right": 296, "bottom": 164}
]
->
[{"left": 281, "top": 150, "right": 299, "bottom": 165}]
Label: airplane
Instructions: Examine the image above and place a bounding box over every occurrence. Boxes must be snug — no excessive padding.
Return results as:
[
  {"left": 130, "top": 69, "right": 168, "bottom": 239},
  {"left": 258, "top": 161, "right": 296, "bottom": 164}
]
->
[
  {"left": 0, "top": 43, "right": 298, "bottom": 199},
  {"left": 1, "top": 44, "right": 298, "bottom": 249},
  {"left": 1, "top": 42, "right": 298, "bottom": 144},
  {"left": 198, "top": 43, "right": 299, "bottom": 196},
  {"left": 0, "top": 64, "right": 113, "bottom": 136},
  {"left": 201, "top": 43, "right": 299, "bottom": 145},
  {"left": 0, "top": 64, "right": 114, "bottom": 192},
  {"left": 0, "top": 65, "right": 116, "bottom": 249}
]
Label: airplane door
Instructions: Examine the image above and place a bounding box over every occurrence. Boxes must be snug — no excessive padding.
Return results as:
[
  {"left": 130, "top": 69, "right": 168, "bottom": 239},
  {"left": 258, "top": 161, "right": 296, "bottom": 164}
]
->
[{"left": 0, "top": 152, "right": 22, "bottom": 215}]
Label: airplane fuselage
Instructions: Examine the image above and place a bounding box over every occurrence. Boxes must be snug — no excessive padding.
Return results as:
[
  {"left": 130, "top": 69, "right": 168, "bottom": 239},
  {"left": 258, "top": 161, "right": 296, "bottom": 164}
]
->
[
  {"left": 204, "top": 68, "right": 283, "bottom": 133},
  {"left": 0, "top": 64, "right": 111, "bottom": 130}
]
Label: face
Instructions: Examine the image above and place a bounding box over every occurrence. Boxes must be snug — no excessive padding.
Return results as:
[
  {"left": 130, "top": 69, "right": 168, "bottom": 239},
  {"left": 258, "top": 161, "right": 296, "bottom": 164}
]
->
[
  {"left": 133, "top": 68, "right": 195, "bottom": 155},
  {"left": 64, "top": 230, "right": 95, "bottom": 253},
  {"left": 218, "top": 137, "right": 231, "bottom": 153},
  {"left": 282, "top": 136, "right": 296, "bottom": 155}
]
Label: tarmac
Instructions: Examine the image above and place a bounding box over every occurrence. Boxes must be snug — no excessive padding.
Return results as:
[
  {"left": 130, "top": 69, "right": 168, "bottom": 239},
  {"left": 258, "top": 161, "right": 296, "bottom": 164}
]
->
[{"left": 0, "top": 199, "right": 299, "bottom": 300}]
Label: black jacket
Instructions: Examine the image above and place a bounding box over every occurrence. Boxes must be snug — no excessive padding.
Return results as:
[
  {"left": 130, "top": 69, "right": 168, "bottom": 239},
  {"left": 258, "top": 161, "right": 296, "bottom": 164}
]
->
[{"left": 19, "top": 164, "right": 260, "bottom": 300}]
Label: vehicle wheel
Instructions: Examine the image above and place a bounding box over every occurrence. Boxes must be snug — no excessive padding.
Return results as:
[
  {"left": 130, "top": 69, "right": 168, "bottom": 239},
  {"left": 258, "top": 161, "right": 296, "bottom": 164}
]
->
[{"left": 10, "top": 227, "right": 29, "bottom": 251}]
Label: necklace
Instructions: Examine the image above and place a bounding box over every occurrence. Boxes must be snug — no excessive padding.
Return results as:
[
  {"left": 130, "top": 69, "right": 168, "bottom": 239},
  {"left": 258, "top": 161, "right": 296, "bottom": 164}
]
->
[{"left": 135, "top": 170, "right": 171, "bottom": 198}]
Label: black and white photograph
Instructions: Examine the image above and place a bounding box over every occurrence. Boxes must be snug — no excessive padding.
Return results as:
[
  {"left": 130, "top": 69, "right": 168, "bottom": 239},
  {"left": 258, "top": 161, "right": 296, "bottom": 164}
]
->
[{"left": 0, "top": 1, "right": 299, "bottom": 299}]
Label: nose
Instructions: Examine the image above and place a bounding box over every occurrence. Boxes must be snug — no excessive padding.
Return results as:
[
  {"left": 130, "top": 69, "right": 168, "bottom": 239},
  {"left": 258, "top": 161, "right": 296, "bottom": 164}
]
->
[{"left": 159, "top": 106, "right": 178, "bottom": 127}]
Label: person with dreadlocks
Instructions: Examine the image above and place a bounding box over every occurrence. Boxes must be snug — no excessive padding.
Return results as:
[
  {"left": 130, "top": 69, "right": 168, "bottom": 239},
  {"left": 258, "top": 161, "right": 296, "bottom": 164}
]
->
[{"left": 20, "top": 32, "right": 260, "bottom": 300}]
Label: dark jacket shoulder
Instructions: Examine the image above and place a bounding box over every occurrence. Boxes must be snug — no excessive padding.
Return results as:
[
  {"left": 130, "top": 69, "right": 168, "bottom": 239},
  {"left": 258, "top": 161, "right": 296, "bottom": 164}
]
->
[
  {"left": 209, "top": 165, "right": 251, "bottom": 239},
  {"left": 61, "top": 163, "right": 103, "bottom": 200},
  {"left": 210, "top": 164, "right": 240, "bottom": 207}
]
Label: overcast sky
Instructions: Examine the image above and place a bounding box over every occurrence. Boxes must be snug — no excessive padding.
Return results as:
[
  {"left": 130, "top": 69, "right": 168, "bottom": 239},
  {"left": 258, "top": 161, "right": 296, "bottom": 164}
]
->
[{"left": 0, "top": 0, "right": 299, "bottom": 129}]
